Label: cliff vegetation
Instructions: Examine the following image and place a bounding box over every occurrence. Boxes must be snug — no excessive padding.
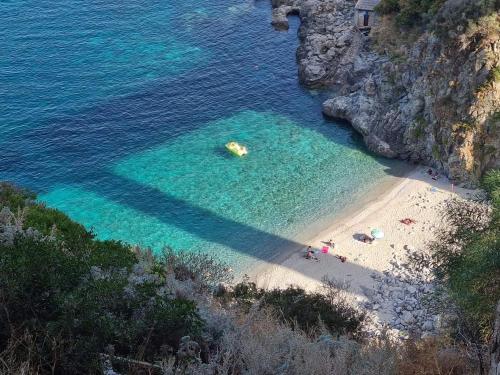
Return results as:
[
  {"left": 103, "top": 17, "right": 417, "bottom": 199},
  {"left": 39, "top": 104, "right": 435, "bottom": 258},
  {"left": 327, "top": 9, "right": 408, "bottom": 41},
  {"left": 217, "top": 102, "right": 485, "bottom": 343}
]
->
[
  {"left": 274, "top": 0, "right": 499, "bottom": 185},
  {"left": 0, "top": 177, "right": 499, "bottom": 373}
]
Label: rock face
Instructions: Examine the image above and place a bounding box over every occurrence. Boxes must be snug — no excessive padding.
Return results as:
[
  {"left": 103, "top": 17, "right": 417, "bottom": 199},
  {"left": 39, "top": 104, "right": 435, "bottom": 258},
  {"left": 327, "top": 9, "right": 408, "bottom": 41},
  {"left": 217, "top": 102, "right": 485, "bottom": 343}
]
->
[{"left": 271, "top": 0, "right": 500, "bottom": 185}]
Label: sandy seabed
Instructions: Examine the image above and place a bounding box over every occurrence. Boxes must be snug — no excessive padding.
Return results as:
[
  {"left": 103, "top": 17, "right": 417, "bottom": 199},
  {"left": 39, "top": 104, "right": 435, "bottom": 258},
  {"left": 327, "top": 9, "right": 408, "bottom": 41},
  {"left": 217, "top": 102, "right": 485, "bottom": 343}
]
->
[{"left": 250, "top": 166, "right": 477, "bottom": 324}]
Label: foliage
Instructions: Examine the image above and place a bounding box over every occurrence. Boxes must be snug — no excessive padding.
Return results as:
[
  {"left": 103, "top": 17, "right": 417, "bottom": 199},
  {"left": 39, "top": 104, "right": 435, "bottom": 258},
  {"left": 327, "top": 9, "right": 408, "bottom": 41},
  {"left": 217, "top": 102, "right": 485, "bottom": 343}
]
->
[
  {"left": 0, "top": 182, "right": 487, "bottom": 373},
  {"left": 434, "top": 0, "right": 500, "bottom": 36},
  {"left": 161, "top": 248, "right": 233, "bottom": 291},
  {"left": 0, "top": 182, "right": 35, "bottom": 209},
  {"left": 412, "top": 115, "right": 427, "bottom": 139},
  {"left": 375, "top": 0, "right": 445, "bottom": 28},
  {"left": 0, "top": 182, "right": 94, "bottom": 245},
  {"left": 230, "top": 278, "right": 365, "bottom": 336},
  {"left": 430, "top": 169, "right": 500, "bottom": 341},
  {"left": 395, "top": 337, "right": 474, "bottom": 374},
  {"left": 376, "top": 0, "right": 499, "bottom": 33},
  {"left": 477, "top": 66, "right": 500, "bottom": 94},
  {"left": 484, "top": 169, "right": 500, "bottom": 207},
  {"left": 0, "top": 184, "right": 207, "bottom": 373}
]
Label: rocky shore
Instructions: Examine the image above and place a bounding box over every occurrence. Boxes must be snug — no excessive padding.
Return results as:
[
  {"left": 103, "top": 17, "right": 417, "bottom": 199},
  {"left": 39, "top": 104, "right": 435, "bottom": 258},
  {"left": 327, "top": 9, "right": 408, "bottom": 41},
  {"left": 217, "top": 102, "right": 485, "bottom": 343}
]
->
[
  {"left": 254, "top": 167, "right": 476, "bottom": 341},
  {"left": 270, "top": 0, "right": 499, "bottom": 186},
  {"left": 364, "top": 245, "right": 443, "bottom": 339}
]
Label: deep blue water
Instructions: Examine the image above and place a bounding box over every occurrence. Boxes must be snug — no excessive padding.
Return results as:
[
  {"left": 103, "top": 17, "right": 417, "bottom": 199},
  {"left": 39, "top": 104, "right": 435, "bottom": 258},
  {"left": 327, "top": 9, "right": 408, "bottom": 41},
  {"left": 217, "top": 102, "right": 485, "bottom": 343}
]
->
[{"left": 0, "top": 0, "right": 403, "bottom": 271}]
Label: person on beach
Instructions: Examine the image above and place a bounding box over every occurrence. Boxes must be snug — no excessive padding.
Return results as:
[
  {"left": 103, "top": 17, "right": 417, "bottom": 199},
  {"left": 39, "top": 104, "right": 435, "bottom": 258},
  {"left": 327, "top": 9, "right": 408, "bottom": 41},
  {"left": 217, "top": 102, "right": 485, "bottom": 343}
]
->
[
  {"left": 327, "top": 239, "right": 335, "bottom": 248},
  {"left": 400, "top": 218, "right": 416, "bottom": 225},
  {"left": 362, "top": 235, "right": 374, "bottom": 244},
  {"left": 336, "top": 255, "right": 347, "bottom": 263},
  {"left": 305, "top": 246, "right": 319, "bottom": 261}
]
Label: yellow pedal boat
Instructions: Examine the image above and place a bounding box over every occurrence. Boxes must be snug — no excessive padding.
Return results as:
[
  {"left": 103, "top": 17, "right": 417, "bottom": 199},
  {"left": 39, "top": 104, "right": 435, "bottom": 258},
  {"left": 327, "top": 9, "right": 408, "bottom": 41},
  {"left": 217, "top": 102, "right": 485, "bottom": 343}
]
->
[{"left": 225, "top": 141, "right": 248, "bottom": 157}]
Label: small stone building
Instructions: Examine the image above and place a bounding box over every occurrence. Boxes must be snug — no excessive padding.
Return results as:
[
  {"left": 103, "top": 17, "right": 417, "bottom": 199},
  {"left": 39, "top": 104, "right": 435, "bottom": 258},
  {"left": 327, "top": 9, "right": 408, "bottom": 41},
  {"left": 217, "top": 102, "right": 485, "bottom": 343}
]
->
[{"left": 354, "top": 0, "right": 380, "bottom": 29}]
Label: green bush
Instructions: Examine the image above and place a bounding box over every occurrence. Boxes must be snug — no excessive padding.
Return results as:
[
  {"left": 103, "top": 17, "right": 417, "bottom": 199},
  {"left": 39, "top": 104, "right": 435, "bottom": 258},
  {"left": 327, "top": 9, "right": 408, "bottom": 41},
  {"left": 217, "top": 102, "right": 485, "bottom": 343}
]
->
[
  {"left": 262, "top": 287, "right": 364, "bottom": 335},
  {"left": 0, "top": 184, "right": 205, "bottom": 373},
  {"left": 376, "top": 0, "right": 445, "bottom": 27},
  {"left": 230, "top": 280, "right": 365, "bottom": 336},
  {"left": 431, "top": 169, "right": 500, "bottom": 341},
  {"left": 483, "top": 169, "right": 500, "bottom": 206},
  {"left": 447, "top": 230, "right": 500, "bottom": 336},
  {"left": 0, "top": 183, "right": 35, "bottom": 209},
  {"left": 375, "top": 0, "right": 400, "bottom": 14}
]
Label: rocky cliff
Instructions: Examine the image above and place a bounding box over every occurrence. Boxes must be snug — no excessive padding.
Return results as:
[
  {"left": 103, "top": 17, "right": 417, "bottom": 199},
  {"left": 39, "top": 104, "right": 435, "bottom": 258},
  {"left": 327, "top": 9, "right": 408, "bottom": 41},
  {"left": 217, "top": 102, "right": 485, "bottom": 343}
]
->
[{"left": 271, "top": 0, "right": 500, "bottom": 185}]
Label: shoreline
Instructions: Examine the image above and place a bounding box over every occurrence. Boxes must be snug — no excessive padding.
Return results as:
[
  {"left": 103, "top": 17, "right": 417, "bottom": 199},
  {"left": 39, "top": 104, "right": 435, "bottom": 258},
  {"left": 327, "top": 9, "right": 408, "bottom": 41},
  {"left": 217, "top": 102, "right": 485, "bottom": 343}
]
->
[
  {"left": 245, "top": 165, "right": 414, "bottom": 282},
  {"left": 247, "top": 165, "right": 477, "bottom": 336}
]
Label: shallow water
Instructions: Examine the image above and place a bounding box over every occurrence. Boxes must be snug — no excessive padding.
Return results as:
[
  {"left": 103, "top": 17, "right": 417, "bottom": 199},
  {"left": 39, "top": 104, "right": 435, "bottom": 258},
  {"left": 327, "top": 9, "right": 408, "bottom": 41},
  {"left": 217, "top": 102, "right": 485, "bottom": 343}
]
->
[{"left": 0, "top": 0, "right": 404, "bottom": 272}]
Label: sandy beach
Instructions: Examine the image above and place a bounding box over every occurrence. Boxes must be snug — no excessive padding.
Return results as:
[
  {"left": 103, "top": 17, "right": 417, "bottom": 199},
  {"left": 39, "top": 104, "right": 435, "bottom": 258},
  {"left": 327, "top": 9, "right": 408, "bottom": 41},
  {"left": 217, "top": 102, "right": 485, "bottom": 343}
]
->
[{"left": 252, "top": 166, "right": 477, "bottom": 329}]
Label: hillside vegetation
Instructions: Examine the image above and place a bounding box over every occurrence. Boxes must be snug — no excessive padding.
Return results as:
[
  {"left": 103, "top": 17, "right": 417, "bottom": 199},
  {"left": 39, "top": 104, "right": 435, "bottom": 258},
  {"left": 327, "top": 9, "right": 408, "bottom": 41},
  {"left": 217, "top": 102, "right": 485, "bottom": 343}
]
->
[
  {"left": 376, "top": 0, "right": 498, "bottom": 30},
  {"left": 0, "top": 175, "right": 499, "bottom": 373}
]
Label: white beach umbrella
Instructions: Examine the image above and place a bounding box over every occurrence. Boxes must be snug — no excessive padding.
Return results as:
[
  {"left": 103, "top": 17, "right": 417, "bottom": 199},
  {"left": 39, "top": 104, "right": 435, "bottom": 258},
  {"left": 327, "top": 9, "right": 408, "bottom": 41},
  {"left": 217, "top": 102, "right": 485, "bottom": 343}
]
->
[{"left": 371, "top": 228, "right": 384, "bottom": 239}]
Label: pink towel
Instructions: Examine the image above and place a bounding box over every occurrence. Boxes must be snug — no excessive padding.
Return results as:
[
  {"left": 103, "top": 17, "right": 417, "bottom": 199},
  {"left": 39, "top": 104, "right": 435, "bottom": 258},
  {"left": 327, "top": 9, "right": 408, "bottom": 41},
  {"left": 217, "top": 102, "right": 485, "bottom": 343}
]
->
[{"left": 321, "top": 246, "right": 329, "bottom": 254}]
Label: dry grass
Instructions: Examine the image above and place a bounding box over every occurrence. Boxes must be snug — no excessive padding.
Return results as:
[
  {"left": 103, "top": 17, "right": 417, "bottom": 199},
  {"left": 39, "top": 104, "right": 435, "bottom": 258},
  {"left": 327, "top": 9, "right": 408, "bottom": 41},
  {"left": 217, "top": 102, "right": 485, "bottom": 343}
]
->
[{"left": 396, "top": 338, "right": 474, "bottom": 375}]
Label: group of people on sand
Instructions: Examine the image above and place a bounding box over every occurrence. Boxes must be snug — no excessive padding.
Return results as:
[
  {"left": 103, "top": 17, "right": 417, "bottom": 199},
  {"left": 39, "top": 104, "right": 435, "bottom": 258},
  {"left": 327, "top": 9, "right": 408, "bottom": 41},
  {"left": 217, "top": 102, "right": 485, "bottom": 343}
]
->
[
  {"left": 304, "top": 239, "right": 346, "bottom": 263},
  {"left": 303, "top": 216, "right": 418, "bottom": 263}
]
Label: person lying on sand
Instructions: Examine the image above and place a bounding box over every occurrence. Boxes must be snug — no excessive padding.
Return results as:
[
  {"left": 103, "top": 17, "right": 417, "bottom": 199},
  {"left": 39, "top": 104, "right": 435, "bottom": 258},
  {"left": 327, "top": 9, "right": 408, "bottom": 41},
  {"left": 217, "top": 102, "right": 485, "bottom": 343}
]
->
[
  {"left": 305, "top": 250, "right": 319, "bottom": 261},
  {"left": 336, "top": 255, "right": 347, "bottom": 263},
  {"left": 304, "top": 246, "right": 319, "bottom": 261},
  {"left": 362, "top": 234, "right": 374, "bottom": 244},
  {"left": 400, "top": 218, "right": 417, "bottom": 225}
]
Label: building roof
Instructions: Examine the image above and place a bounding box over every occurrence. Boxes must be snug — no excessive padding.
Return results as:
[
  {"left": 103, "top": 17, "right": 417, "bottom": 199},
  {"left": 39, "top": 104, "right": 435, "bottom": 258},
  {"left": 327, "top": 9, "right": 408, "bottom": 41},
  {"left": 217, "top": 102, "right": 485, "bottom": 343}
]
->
[{"left": 355, "top": 0, "right": 380, "bottom": 11}]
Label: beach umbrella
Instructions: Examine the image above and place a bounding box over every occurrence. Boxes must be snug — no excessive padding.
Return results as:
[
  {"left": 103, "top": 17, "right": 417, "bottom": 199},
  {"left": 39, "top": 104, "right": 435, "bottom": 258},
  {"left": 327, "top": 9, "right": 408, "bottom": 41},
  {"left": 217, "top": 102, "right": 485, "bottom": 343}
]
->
[{"left": 371, "top": 228, "right": 384, "bottom": 239}]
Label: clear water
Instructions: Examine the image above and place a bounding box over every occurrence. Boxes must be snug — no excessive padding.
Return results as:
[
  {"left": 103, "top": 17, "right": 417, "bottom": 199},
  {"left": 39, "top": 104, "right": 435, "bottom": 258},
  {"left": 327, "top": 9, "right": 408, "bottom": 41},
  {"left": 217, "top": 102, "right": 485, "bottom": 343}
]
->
[{"left": 0, "top": 0, "right": 403, "bottom": 272}]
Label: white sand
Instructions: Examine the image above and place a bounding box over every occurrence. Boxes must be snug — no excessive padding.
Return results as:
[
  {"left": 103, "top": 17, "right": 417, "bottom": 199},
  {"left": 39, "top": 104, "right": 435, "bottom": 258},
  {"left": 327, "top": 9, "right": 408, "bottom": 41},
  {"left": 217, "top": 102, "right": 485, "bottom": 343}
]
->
[{"left": 251, "top": 166, "right": 476, "bottom": 323}]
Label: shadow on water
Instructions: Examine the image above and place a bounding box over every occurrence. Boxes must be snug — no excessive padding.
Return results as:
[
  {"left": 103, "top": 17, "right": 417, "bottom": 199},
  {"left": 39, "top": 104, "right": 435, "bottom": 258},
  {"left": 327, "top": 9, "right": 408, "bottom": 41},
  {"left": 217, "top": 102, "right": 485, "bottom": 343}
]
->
[
  {"left": 84, "top": 171, "right": 303, "bottom": 259},
  {"left": 82, "top": 169, "right": 391, "bottom": 299},
  {"left": 0, "top": 0, "right": 408, "bottom": 287}
]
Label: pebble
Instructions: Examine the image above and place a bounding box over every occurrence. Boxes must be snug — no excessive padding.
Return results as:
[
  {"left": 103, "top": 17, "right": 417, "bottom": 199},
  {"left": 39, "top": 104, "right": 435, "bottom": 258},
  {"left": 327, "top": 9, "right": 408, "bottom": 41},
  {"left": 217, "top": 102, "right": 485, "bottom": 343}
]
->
[{"left": 358, "top": 245, "right": 441, "bottom": 340}]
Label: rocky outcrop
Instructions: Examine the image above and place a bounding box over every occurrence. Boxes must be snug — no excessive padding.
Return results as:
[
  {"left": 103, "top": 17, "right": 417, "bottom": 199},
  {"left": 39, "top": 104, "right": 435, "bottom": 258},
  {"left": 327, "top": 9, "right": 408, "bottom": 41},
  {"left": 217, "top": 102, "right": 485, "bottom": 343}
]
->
[{"left": 271, "top": 0, "right": 500, "bottom": 185}]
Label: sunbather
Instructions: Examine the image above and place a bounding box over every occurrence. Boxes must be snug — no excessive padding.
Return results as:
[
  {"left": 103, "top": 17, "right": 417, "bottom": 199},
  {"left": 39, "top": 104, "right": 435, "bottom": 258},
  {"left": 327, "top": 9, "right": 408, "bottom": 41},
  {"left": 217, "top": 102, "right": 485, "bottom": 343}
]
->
[
  {"left": 304, "top": 246, "right": 319, "bottom": 261},
  {"left": 362, "top": 234, "right": 374, "bottom": 244},
  {"left": 400, "top": 218, "right": 416, "bottom": 225},
  {"left": 327, "top": 239, "right": 335, "bottom": 248}
]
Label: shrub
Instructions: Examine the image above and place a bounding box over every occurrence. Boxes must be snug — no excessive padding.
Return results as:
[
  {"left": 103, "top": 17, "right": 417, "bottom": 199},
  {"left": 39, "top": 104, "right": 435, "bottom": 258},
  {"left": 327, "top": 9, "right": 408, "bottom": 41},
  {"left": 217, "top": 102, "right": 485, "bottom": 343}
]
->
[
  {"left": 375, "top": 0, "right": 446, "bottom": 28},
  {"left": 376, "top": 0, "right": 498, "bottom": 31},
  {"left": 230, "top": 278, "right": 365, "bottom": 336},
  {"left": 483, "top": 169, "right": 500, "bottom": 207},
  {"left": 0, "top": 184, "right": 207, "bottom": 373},
  {"left": 396, "top": 337, "right": 474, "bottom": 374},
  {"left": 161, "top": 248, "right": 233, "bottom": 291},
  {"left": 0, "top": 182, "right": 35, "bottom": 209},
  {"left": 430, "top": 169, "right": 500, "bottom": 342}
]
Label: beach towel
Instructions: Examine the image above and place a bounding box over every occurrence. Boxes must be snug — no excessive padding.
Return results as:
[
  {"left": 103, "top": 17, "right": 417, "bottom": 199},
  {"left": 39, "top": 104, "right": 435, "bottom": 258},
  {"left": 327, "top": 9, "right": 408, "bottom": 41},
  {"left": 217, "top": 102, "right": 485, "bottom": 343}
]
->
[{"left": 321, "top": 246, "right": 329, "bottom": 254}]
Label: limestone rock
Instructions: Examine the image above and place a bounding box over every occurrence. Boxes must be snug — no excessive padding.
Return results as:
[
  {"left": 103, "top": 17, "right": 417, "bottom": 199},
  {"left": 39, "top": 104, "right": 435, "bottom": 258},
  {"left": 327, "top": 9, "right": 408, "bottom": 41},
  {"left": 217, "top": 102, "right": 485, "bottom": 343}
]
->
[{"left": 270, "top": 0, "right": 500, "bottom": 185}]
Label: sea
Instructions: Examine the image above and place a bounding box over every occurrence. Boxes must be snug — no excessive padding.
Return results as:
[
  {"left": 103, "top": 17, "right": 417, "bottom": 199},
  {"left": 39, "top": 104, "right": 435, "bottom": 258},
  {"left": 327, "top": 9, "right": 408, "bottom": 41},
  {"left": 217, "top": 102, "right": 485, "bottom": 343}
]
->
[{"left": 0, "top": 0, "right": 404, "bottom": 272}]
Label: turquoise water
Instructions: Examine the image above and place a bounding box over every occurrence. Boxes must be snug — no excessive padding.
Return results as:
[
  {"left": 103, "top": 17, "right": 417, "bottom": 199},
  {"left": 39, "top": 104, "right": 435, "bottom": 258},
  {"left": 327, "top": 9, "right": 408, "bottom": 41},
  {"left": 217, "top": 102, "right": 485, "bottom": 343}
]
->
[{"left": 0, "top": 0, "right": 403, "bottom": 271}]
